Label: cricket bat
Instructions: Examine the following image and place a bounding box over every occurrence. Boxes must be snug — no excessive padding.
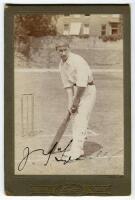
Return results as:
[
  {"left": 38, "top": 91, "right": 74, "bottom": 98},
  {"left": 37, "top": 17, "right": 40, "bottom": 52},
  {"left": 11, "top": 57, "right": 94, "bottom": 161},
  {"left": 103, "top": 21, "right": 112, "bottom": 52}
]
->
[{"left": 47, "top": 111, "right": 71, "bottom": 154}]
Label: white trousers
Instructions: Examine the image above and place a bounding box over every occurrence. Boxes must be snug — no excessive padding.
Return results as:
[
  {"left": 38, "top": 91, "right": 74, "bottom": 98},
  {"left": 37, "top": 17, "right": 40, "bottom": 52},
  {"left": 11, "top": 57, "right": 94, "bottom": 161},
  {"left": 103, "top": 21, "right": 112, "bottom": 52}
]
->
[{"left": 70, "top": 85, "right": 96, "bottom": 155}]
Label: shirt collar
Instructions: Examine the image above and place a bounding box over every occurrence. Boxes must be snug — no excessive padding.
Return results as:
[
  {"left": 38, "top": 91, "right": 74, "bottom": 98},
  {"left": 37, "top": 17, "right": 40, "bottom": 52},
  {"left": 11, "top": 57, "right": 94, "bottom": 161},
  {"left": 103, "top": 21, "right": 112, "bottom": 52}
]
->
[{"left": 60, "top": 52, "right": 73, "bottom": 66}]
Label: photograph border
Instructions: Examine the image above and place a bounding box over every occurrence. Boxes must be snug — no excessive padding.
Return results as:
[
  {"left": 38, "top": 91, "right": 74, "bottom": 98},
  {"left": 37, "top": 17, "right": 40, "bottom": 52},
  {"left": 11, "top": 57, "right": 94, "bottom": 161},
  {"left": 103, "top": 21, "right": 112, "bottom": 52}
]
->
[{"left": 4, "top": 4, "right": 131, "bottom": 196}]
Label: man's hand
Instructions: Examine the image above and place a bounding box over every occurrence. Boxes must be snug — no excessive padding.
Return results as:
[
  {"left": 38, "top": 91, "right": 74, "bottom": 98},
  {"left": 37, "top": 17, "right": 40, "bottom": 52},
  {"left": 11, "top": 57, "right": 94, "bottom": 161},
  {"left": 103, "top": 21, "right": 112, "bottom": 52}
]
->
[
  {"left": 66, "top": 86, "right": 86, "bottom": 114},
  {"left": 69, "top": 104, "right": 78, "bottom": 114}
]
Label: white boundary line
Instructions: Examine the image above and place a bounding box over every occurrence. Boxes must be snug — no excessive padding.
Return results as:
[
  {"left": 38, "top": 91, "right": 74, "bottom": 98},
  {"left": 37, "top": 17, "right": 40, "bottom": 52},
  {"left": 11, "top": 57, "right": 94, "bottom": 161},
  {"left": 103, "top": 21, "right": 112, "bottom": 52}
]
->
[
  {"left": 15, "top": 68, "right": 123, "bottom": 73},
  {"left": 15, "top": 155, "right": 123, "bottom": 163},
  {"left": 16, "top": 129, "right": 99, "bottom": 138},
  {"left": 89, "top": 155, "right": 123, "bottom": 159},
  {"left": 18, "top": 134, "right": 98, "bottom": 138}
]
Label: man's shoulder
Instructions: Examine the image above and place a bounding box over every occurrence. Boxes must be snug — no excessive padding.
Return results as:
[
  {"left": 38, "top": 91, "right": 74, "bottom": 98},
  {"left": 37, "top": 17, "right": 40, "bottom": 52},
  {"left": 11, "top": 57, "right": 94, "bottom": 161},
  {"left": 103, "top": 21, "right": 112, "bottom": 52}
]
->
[
  {"left": 70, "top": 52, "right": 82, "bottom": 59},
  {"left": 70, "top": 52, "right": 85, "bottom": 63},
  {"left": 70, "top": 52, "right": 89, "bottom": 67}
]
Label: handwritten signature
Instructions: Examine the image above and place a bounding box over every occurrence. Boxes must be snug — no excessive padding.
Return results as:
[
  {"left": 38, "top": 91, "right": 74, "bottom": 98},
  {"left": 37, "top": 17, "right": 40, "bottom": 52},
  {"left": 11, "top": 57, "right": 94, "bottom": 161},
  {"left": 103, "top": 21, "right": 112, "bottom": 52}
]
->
[
  {"left": 18, "top": 139, "right": 73, "bottom": 171},
  {"left": 18, "top": 140, "right": 123, "bottom": 171}
]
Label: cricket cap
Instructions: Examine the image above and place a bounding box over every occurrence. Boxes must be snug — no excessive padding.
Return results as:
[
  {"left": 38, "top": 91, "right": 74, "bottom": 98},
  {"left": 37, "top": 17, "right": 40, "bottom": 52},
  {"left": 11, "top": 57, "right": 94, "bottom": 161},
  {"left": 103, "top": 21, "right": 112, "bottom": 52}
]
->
[{"left": 55, "top": 38, "right": 70, "bottom": 50}]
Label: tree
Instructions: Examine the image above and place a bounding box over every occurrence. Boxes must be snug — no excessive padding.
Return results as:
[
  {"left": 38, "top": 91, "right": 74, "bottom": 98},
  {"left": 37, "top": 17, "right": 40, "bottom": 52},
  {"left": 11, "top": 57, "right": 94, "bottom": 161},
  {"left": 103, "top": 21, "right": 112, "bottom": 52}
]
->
[
  {"left": 14, "top": 14, "right": 57, "bottom": 39},
  {"left": 14, "top": 15, "right": 57, "bottom": 58}
]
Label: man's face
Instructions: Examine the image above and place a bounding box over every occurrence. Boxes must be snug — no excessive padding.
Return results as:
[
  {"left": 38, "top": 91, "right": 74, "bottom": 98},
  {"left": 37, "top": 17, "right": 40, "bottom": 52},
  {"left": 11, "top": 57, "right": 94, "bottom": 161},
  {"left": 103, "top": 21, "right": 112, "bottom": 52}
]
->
[{"left": 56, "top": 46, "right": 70, "bottom": 62}]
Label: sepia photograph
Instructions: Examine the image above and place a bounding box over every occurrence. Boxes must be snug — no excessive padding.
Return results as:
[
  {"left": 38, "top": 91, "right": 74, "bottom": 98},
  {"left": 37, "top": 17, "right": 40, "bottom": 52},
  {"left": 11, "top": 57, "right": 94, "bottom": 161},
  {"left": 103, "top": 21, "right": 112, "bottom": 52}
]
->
[{"left": 14, "top": 13, "right": 124, "bottom": 175}]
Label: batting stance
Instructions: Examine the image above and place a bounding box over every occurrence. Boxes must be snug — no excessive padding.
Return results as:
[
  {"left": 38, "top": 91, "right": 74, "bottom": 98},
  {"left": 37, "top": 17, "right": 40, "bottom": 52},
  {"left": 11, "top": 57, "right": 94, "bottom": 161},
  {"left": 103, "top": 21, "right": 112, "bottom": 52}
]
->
[{"left": 56, "top": 40, "right": 96, "bottom": 160}]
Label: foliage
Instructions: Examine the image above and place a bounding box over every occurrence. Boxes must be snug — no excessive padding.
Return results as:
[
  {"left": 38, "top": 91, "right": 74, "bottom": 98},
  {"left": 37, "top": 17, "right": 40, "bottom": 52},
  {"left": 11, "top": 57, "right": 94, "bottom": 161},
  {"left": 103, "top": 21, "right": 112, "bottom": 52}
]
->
[
  {"left": 14, "top": 15, "right": 57, "bottom": 40},
  {"left": 14, "top": 15, "right": 57, "bottom": 58},
  {"left": 99, "top": 34, "right": 122, "bottom": 42}
]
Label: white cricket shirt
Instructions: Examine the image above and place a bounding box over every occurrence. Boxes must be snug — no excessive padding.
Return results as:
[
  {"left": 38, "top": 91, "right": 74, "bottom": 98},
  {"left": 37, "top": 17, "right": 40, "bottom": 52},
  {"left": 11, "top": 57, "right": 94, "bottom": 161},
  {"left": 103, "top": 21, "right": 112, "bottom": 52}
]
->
[{"left": 59, "top": 52, "right": 93, "bottom": 88}]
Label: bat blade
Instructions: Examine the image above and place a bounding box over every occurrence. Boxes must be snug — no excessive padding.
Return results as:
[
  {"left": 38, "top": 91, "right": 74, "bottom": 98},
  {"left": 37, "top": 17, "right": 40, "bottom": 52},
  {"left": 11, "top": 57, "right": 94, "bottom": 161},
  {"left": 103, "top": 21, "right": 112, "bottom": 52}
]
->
[{"left": 47, "top": 112, "right": 71, "bottom": 153}]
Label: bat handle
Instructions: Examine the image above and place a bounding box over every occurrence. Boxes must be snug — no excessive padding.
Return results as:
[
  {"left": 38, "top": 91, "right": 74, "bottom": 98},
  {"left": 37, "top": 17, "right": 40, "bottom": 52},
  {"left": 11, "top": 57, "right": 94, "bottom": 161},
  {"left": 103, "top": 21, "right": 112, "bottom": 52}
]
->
[{"left": 67, "top": 110, "right": 71, "bottom": 119}]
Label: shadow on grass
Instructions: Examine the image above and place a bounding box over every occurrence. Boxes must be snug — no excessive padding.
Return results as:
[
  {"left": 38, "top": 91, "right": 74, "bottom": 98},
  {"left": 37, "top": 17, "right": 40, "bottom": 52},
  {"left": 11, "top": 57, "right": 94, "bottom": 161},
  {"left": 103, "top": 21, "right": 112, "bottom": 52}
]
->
[{"left": 83, "top": 141, "right": 102, "bottom": 156}]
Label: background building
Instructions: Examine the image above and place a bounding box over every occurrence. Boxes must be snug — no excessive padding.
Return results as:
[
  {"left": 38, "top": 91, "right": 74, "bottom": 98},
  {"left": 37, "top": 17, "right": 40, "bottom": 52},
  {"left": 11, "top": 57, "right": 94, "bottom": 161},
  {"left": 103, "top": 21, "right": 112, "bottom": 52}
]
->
[{"left": 56, "top": 14, "right": 122, "bottom": 38}]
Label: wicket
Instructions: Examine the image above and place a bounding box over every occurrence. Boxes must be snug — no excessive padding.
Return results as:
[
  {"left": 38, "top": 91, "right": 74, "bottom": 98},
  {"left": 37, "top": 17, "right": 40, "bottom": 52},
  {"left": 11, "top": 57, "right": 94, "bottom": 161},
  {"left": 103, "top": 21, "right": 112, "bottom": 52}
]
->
[{"left": 21, "top": 94, "right": 34, "bottom": 136}]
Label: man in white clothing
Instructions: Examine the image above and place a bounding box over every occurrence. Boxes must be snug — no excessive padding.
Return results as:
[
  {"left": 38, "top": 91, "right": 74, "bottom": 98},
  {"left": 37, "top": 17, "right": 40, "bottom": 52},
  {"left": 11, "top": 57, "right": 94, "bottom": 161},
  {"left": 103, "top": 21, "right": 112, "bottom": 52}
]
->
[{"left": 56, "top": 40, "right": 96, "bottom": 160}]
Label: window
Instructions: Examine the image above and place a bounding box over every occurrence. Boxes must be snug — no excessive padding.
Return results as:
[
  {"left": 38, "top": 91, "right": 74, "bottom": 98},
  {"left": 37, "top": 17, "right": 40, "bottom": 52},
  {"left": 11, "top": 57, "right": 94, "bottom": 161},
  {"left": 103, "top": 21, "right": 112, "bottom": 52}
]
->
[
  {"left": 102, "top": 24, "right": 106, "bottom": 30},
  {"left": 110, "top": 22, "right": 119, "bottom": 35},
  {"left": 112, "top": 29, "right": 118, "bottom": 34},
  {"left": 69, "top": 22, "right": 81, "bottom": 35},
  {"left": 63, "top": 24, "right": 69, "bottom": 35},
  {"left": 101, "top": 24, "right": 106, "bottom": 36},
  {"left": 83, "top": 24, "right": 89, "bottom": 35},
  {"left": 84, "top": 24, "right": 89, "bottom": 27}
]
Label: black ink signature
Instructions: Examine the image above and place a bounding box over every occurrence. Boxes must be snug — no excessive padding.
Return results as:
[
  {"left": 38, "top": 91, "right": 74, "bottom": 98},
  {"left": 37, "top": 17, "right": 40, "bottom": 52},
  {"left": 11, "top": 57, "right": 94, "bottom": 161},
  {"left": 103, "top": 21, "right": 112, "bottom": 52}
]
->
[
  {"left": 55, "top": 140, "right": 73, "bottom": 165},
  {"left": 18, "top": 139, "right": 73, "bottom": 171},
  {"left": 18, "top": 139, "right": 123, "bottom": 171}
]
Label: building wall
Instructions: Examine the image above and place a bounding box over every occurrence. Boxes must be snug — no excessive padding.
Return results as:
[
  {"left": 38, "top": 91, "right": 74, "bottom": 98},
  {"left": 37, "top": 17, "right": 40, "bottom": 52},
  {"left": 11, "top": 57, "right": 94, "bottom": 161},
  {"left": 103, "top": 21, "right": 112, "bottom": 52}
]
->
[
  {"left": 56, "top": 14, "right": 92, "bottom": 35},
  {"left": 56, "top": 14, "right": 121, "bottom": 37}
]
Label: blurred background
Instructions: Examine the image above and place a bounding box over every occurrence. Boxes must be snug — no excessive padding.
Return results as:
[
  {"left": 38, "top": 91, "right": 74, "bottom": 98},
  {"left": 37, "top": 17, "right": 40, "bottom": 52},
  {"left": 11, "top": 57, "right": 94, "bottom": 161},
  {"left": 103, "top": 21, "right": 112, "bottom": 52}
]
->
[{"left": 14, "top": 14, "right": 123, "bottom": 69}]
